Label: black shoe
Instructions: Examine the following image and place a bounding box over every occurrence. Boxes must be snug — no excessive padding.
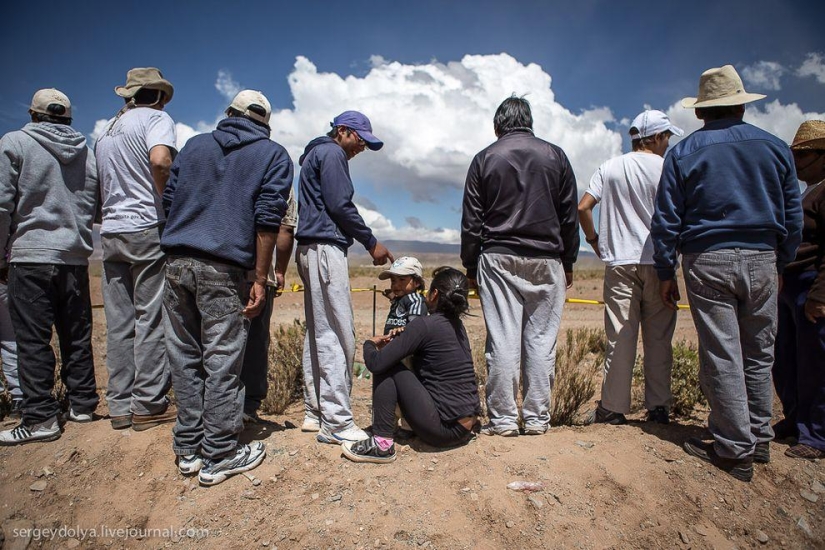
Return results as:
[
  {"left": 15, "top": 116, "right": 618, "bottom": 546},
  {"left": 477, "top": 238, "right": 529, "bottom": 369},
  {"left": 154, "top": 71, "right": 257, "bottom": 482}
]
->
[
  {"left": 753, "top": 442, "right": 770, "bottom": 464},
  {"left": 341, "top": 436, "right": 396, "bottom": 464},
  {"left": 646, "top": 406, "right": 670, "bottom": 425},
  {"left": 683, "top": 437, "right": 753, "bottom": 482},
  {"left": 771, "top": 419, "right": 799, "bottom": 443},
  {"left": 585, "top": 402, "right": 627, "bottom": 425}
]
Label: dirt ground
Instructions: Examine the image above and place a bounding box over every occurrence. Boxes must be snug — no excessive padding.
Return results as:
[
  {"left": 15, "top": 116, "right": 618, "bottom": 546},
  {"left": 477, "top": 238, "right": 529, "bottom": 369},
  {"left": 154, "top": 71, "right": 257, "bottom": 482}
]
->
[{"left": 0, "top": 261, "right": 823, "bottom": 550}]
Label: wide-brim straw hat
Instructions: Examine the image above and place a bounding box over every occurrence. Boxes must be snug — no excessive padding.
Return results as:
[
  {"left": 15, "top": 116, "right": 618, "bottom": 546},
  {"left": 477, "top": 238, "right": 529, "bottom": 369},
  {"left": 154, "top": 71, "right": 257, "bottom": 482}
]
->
[
  {"left": 791, "top": 120, "right": 825, "bottom": 151},
  {"left": 115, "top": 67, "right": 174, "bottom": 102},
  {"left": 681, "top": 65, "right": 765, "bottom": 109}
]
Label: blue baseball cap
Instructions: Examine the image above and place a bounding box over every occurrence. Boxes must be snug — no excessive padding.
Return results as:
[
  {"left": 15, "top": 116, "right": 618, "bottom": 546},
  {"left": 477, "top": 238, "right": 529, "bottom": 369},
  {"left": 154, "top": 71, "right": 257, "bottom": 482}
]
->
[{"left": 332, "top": 111, "right": 383, "bottom": 151}]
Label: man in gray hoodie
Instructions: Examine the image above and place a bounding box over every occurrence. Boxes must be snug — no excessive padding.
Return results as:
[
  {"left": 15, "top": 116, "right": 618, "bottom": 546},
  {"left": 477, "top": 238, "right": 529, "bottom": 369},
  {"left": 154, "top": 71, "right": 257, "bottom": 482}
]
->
[{"left": 0, "top": 89, "right": 99, "bottom": 445}]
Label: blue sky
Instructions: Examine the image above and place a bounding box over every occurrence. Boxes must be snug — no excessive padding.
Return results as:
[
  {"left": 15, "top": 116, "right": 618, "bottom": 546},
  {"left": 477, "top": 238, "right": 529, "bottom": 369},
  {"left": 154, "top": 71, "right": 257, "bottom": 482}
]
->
[{"left": 2, "top": 1, "right": 824, "bottom": 244}]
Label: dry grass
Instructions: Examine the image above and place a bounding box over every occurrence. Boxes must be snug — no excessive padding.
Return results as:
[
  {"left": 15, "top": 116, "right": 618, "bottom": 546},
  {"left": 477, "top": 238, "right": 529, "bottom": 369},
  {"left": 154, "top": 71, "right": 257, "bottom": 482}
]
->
[
  {"left": 472, "top": 327, "right": 606, "bottom": 427},
  {"left": 551, "top": 328, "right": 605, "bottom": 425},
  {"left": 632, "top": 339, "right": 705, "bottom": 417},
  {"left": 260, "top": 319, "right": 306, "bottom": 415}
]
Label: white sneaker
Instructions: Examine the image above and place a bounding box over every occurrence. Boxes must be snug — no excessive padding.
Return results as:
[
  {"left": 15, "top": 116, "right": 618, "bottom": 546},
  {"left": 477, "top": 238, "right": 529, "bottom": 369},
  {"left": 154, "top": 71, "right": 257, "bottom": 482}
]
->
[
  {"left": 316, "top": 425, "right": 368, "bottom": 445},
  {"left": 301, "top": 416, "right": 321, "bottom": 432},
  {"left": 67, "top": 409, "right": 93, "bottom": 423},
  {"left": 0, "top": 417, "right": 61, "bottom": 445},
  {"left": 177, "top": 454, "right": 204, "bottom": 475},
  {"left": 198, "top": 442, "right": 266, "bottom": 486}
]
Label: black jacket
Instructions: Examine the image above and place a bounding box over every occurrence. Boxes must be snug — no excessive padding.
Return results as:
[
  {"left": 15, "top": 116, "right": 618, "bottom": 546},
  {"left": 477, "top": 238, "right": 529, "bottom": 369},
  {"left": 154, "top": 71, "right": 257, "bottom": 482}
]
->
[{"left": 460, "top": 130, "right": 580, "bottom": 278}]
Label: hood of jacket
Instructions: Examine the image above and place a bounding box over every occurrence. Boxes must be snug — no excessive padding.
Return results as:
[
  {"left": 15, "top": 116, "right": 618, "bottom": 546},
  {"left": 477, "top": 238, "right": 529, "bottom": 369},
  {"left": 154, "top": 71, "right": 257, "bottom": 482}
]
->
[
  {"left": 21, "top": 122, "right": 87, "bottom": 165},
  {"left": 212, "top": 116, "right": 271, "bottom": 150},
  {"left": 299, "top": 136, "right": 335, "bottom": 166}
]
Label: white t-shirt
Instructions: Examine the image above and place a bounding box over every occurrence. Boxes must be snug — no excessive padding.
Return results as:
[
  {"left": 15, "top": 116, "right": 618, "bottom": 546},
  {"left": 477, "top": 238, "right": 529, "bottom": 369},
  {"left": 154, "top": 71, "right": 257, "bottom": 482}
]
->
[
  {"left": 585, "top": 151, "right": 664, "bottom": 266},
  {"left": 95, "top": 107, "right": 176, "bottom": 235}
]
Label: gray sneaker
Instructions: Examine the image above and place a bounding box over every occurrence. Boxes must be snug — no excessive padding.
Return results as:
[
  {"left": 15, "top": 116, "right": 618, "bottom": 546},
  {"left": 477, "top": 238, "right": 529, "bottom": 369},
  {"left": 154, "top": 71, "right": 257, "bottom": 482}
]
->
[
  {"left": 198, "top": 442, "right": 266, "bottom": 486},
  {"left": 479, "top": 424, "right": 519, "bottom": 437},
  {"left": 0, "top": 417, "right": 61, "bottom": 445}
]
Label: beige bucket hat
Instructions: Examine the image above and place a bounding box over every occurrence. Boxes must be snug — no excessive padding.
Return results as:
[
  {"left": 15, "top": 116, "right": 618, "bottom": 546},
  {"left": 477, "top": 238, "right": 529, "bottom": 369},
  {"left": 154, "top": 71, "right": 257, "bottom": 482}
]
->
[
  {"left": 681, "top": 65, "right": 766, "bottom": 109},
  {"left": 115, "top": 67, "right": 174, "bottom": 102},
  {"left": 790, "top": 120, "right": 825, "bottom": 151}
]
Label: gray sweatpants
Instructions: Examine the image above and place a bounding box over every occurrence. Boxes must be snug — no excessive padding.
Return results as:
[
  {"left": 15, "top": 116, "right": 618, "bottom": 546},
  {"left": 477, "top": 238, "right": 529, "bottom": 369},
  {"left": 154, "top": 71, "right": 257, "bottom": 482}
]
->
[
  {"left": 683, "top": 249, "right": 778, "bottom": 459},
  {"left": 478, "top": 253, "right": 566, "bottom": 431},
  {"left": 101, "top": 227, "right": 170, "bottom": 417},
  {"left": 600, "top": 264, "right": 676, "bottom": 414},
  {"left": 297, "top": 244, "right": 357, "bottom": 432}
]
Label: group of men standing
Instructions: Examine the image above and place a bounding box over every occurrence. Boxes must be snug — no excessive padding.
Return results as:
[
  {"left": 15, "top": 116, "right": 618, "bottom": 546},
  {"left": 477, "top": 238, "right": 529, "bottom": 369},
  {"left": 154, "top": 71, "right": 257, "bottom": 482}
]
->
[
  {"left": 0, "top": 62, "right": 816, "bottom": 485},
  {"left": 0, "top": 67, "right": 391, "bottom": 485},
  {"left": 462, "top": 65, "right": 808, "bottom": 483}
]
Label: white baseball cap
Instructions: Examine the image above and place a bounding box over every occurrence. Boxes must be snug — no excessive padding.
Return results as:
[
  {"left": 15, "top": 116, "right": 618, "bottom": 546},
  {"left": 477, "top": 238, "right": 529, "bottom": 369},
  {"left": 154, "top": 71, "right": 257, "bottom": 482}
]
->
[
  {"left": 629, "top": 110, "right": 684, "bottom": 140},
  {"left": 378, "top": 257, "right": 423, "bottom": 280},
  {"left": 227, "top": 90, "right": 271, "bottom": 124},
  {"left": 30, "top": 88, "right": 72, "bottom": 119}
]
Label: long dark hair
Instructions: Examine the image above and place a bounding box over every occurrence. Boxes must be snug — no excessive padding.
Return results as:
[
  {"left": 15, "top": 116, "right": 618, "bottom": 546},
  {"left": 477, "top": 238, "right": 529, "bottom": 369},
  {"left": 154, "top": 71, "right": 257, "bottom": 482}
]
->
[{"left": 429, "top": 267, "right": 470, "bottom": 319}]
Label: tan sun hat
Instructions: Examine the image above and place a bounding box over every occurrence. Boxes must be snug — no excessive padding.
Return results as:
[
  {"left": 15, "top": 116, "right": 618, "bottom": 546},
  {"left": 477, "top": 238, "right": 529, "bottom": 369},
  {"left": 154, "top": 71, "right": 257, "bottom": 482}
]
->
[
  {"left": 115, "top": 67, "right": 174, "bottom": 102},
  {"left": 790, "top": 120, "right": 825, "bottom": 151},
  {"left": 30, "top": 88, "right": 72, "bottom": 118},
  {"left": 681, "top": 65, "right": 766, "bottom": 109}
]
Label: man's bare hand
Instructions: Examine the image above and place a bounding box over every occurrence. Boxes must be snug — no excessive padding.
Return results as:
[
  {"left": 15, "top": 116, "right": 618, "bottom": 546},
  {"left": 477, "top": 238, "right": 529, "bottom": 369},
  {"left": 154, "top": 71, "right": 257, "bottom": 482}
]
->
[
  {"left": 804, "top": 299, "right": 825, "bottom": 323},
  {"left": 370, "top": 242, "right": 394, "bottom": 266},
  {"left": 243, "top": 281, "right": 267, "bottom": 318},
  {"left": 368, "top": 334, "right": 392, "bottom": 349},
  {"left": 565, "top": 271, "right": 573, "bottom": 289},
  {"left": 660, "top": 279, "right": 681, "bottom": 311},
  {"left": 388, "top": 327, "right": 406, "bottom": 338}
]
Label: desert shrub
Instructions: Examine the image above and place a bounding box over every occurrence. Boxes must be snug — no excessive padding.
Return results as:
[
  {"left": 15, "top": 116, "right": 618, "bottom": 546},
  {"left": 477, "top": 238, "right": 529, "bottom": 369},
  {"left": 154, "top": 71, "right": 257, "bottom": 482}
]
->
[
  {"left": 551, "top": 328, "right": 605, "bottom": 425},
  {"left": 260, "top": 320, "right": 306, "bottom": 415},
  {"left": 631, "top": 339, "right": 705, "bottom": 417}
]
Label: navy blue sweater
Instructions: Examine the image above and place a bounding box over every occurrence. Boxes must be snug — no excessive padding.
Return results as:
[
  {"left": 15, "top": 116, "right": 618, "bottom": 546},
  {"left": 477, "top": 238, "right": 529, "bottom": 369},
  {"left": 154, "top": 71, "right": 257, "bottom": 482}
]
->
[
  {"left": 161, "top": 117, "right": 293, "bottom": 269},
  {"left": 295, "top": 137, "right": 376, "bottom": 252},
  {"left": 652, "top": 119, "right": 802, "bottom": 280}
]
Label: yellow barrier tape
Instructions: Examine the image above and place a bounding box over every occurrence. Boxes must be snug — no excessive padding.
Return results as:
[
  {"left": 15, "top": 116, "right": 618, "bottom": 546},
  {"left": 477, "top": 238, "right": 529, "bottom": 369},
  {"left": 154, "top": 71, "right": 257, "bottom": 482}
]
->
[{"left": 269, "top": 284, "right": 691, "bottom": 310}]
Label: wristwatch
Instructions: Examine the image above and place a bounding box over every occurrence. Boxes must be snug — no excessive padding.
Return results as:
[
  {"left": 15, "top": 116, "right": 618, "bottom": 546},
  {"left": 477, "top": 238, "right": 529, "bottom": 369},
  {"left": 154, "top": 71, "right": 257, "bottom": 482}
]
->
[{"left": 585, "top": 234, "right": 599, "bottom": 244}]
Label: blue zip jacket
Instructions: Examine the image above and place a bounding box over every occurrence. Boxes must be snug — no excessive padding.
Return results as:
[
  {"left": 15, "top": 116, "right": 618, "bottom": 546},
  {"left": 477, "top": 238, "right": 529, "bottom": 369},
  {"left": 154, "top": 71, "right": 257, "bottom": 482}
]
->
[
  {"left": 295, "top": 136, "right": 376, "bottom": 252},
  {"left": 652, "top": 119, "right": 802, "bottom": 280},
  {"left": 161, "top": 117, "right": 293, "bottom": 269}
]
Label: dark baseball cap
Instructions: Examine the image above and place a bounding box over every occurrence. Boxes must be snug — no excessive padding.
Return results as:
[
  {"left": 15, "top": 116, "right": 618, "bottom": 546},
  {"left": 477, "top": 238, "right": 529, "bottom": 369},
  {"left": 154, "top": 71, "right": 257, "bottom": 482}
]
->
[{"left": 332, "top": 111, "right": 383, "bottom": 150}]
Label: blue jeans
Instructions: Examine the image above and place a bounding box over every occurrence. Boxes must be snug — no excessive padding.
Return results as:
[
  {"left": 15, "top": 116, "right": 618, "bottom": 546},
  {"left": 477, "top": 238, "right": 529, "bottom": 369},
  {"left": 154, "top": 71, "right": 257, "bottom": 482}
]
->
[
  {"left": 683, "top": 249, "right": 778, "bottom": 459},
  {"left": 163, "top": 257, "right": 250, "bottom": 460}
]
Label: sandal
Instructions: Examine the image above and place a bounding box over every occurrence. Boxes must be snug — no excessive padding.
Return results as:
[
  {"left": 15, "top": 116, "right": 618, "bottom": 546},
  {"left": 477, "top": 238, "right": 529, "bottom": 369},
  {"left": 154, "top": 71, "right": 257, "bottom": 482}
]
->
[{"left": 784, "top": 443, "right": 825, "bottom": 460}]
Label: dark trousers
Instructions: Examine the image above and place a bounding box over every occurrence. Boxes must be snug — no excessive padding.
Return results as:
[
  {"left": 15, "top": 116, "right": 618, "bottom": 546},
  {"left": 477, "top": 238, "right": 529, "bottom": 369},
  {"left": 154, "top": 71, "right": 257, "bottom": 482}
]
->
[
  {"left": 773, "top": 269, "right": 825, "bottom": 451},
  {"left": 241, "top": 285, "right": 275, "bottom": 414},
  {"left": 372, "top": 363, "right": 471, "bottom": 447},
  {"left": 8, "top": 263, "right": 98, "bottom": 424}
]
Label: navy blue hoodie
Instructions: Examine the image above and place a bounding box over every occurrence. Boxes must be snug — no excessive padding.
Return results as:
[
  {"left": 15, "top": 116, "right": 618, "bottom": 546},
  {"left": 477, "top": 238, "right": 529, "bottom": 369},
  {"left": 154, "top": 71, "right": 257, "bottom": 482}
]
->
[
  {"left": 161, "top": 117, "right": 293, "bottom": 269},
  {"left": 295, "top": 136, "right": 376, "bottom": 252}
]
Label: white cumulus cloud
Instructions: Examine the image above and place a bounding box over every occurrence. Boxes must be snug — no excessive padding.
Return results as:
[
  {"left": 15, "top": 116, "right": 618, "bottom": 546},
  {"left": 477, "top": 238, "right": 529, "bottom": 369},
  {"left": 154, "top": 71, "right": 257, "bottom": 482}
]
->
[
  {"left": 215, "top": 70, "right": 242, "bottom": 101},
  {"left": 270, "top": 54, "right": 622, "bottom": 202},
  {"left": 797, "top": 52, "right": 825, "bottom": 84},
  {"left": 741, "top": 61, "right": 786, "bottom": 91}
]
